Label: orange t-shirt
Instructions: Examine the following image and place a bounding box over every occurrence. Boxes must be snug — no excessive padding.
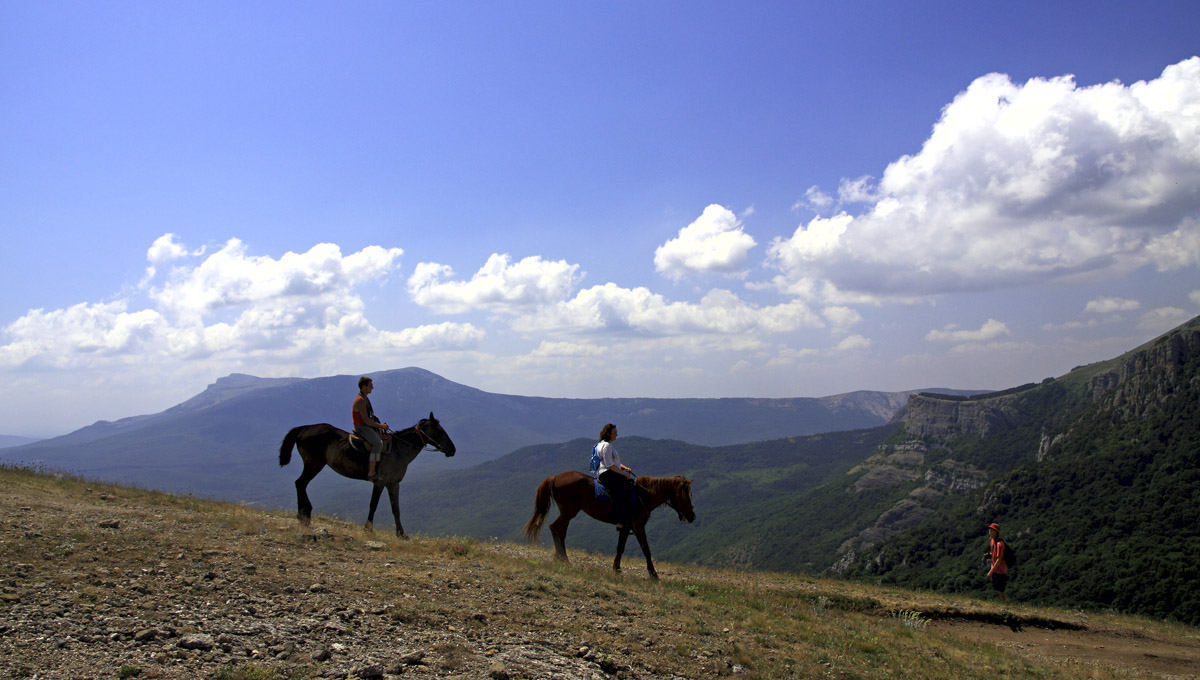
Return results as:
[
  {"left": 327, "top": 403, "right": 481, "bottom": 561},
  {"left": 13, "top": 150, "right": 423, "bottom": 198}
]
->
[{"left": 990, "top": 538, "right": 1009, "bottom": 575}]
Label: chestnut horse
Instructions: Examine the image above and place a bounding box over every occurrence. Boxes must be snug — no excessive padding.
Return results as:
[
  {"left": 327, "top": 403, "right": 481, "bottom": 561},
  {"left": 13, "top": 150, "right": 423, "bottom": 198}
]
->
[
  {"left": 523, "top": 471, "right": 695, "bottom": 579},
  {"left": 278, "top": 413, "right": 455, "bottom": 537}
]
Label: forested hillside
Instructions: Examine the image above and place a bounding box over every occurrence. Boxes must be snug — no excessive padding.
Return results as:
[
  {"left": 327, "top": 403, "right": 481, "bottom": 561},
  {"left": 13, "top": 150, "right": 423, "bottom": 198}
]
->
[{"left": 841, "top": 317, "right": 1200, "bottom": 624}]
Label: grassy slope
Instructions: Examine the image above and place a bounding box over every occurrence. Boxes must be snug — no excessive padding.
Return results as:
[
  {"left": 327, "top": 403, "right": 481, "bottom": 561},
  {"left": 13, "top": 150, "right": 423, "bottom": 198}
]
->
[{"left": 3, "top": 465, "right": 1197, "bottom": 680}]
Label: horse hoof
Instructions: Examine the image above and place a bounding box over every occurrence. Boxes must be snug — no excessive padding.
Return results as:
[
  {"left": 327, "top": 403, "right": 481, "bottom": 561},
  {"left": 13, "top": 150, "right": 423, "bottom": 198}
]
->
[
  {"left": 364, "top": 522, "right": 374, "bottom": 533},
  {"left": 397, "top": 532, "right": 409, "bottom": 540}
]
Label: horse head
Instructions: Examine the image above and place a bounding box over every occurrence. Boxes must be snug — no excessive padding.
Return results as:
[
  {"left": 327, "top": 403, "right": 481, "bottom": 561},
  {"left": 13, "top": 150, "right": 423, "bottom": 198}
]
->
[
  {"left": 669, "top": 476, "right": 696, "bottom": 523},
  {"left": 417, "top": 411, "right": 456, "bottom": 457}
]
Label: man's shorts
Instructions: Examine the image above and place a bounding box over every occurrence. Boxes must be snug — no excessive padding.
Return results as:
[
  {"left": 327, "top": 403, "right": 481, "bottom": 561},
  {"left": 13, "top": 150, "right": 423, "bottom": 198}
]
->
[{"left": 992, "top": 573, "right": 1009, "bottom": 592}]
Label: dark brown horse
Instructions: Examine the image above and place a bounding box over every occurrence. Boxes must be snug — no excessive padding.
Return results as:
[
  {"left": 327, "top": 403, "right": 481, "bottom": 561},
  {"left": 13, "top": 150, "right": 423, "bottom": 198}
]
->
[
  {"left": 523, "top": 471, "right": 695, "bottom": 579},
  {"left": 278, "top": 412, "right": 455, "bottom": 537}
]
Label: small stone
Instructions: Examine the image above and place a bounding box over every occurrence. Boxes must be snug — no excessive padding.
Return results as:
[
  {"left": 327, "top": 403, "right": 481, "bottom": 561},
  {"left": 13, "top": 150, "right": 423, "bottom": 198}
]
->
[
  {"left": 400, "top": 650, "right": 426, "bottom": 665},
  {"left": 312, "top": 647, "right": 331, "bottom": 662},
  {"left": 488, "top": 660, "right": 509, "bottom": 680},
  {"left": 98, "top": 520, "right": 120, "bottom": 529},
  {"left": 134, "top": 629, "right": 157, "bottom": 642},
  {"left": 179, "top": 633, "right": 214, "bottom": 651},
  {"left": 351, "top": 664, "right": 384, "bottom": 679}
]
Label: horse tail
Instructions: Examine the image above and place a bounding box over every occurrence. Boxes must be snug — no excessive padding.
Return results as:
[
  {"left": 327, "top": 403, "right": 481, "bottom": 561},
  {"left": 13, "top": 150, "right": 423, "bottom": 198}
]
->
[
  {"left": 279, "top": 426, "right": 305, "bottom": 467},
  {"left": 523, "top": 476, "right": 555, "bottom": 543}
]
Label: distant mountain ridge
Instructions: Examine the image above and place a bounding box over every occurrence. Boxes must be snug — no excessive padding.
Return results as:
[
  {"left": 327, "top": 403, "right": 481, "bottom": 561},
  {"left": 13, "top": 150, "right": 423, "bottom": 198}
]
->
[
  {"left": 0, "top": 435, "right": 40, "bottom": 450},
  {"left": 0, "top": 367, "right": 970, "bottom": 509}
]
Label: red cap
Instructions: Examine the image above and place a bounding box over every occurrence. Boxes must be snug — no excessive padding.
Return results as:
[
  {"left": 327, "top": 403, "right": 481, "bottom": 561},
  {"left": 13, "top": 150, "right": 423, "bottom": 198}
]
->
[{"left": 988, "top": 523, "right": 1000, "bottom": 531}]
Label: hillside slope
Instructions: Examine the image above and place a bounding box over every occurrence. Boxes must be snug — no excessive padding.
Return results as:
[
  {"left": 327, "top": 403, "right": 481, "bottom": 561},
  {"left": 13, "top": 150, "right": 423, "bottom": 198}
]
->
[
  {"left": 835, "top": 316, "right": 1200, "bottom": 624},
  {"left": 2, "top": 466, "right": 1196, "bottom": 680}
]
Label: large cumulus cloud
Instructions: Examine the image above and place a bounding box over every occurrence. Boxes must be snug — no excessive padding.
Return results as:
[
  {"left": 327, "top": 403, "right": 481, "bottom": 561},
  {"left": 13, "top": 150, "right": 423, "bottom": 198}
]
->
[{"left": 769, "top": 57, "right": 1200, "bottom": 299}]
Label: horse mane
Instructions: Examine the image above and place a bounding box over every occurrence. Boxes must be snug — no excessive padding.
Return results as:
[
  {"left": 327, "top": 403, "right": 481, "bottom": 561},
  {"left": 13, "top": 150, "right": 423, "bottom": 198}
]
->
[{"left": 636, "top": 474, "right": 686, "bottom": 498}]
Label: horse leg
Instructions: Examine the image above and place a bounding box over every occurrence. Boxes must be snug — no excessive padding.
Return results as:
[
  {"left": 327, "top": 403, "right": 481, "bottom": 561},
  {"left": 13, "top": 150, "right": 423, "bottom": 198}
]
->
[
  {"left": 633, "top": 525, "right": 658, "bottom": 580},
  {"left": 365, "top": 483, "right": 384, "bottom": 533},
  {"left": 613, "top": 528, "right": 631, "bottom": 574},
  {"left": 294, "top": 461, "right": 325, "bottom": 526},
  {"left": 549, "top": 511, "right": 576, "bottom": 562},
  {"left": 387, "top": 483, "right": 406, "bottom": 539}
]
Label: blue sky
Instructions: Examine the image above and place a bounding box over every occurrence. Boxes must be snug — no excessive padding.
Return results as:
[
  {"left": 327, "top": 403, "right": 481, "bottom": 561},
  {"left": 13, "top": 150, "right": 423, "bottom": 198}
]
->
[{"left": 2, "top": 2, "right": 1199, "bottom": 437}]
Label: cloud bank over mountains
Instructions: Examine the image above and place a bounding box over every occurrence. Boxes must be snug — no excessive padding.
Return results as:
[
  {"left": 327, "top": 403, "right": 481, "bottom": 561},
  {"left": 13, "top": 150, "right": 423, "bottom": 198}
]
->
[{"left": 2, "top": 58, "right": 1199, "bottom": 431}]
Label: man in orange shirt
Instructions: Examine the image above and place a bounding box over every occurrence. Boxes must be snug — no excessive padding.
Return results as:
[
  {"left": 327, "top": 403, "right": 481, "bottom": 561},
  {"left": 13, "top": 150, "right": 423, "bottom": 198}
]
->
[
  {"left": 352, "top": 376, "right": 389, "bottom": 481},
  {"left": 986, "top": 522, "right": 1009, "bottom": 604}
]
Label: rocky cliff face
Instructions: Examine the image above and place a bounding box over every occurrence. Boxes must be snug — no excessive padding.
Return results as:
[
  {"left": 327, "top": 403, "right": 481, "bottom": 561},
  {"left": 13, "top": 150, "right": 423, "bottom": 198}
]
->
[
  {"left": 1087, "top": 321, "right": 1200, "bottom": 421},
  {"left": 899, "top": 393, "right": 1023, "bottom": 440}
]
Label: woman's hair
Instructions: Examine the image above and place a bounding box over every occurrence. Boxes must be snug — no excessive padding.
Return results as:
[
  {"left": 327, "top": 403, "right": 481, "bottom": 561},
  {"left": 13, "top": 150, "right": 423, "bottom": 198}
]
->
[
  {"left": 598, "top": 423, "right": 617, "bottom": 442},
  {"left": 358, "top": 376, "right": 373, "bottom": 390}
]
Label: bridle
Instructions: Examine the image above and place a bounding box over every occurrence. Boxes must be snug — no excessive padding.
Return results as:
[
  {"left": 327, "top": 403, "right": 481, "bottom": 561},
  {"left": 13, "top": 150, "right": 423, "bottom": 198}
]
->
[{"left": 409, "top": 421, "right": 444, "bottom": 452}]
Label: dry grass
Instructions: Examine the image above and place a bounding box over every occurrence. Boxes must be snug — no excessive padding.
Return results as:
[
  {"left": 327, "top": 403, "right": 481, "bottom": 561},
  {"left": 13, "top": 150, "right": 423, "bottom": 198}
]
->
[{"left": 2, "top": 464, "right": 1196, "bottom": 679}]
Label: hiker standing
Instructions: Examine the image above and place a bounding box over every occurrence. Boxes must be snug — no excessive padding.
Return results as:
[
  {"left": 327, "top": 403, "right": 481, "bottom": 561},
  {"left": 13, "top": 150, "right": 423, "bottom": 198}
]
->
[
  {"left": 595, "top": 423, "right": 635, "bottom": 529},
  {"left": 352, "top": 377, "right": 389, "bottom": 481},
  {"left": 986, "top": 522, "right": 1009, "bottom": 605}
]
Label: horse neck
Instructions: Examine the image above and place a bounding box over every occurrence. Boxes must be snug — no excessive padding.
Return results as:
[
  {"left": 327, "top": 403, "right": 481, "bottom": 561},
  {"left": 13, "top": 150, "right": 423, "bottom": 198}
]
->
[
  {"left": 392, "top": 427, "right": 425, "bottom": 465},
  {"left": 637, "top": 476, "right": 675, "bottom": 509}
]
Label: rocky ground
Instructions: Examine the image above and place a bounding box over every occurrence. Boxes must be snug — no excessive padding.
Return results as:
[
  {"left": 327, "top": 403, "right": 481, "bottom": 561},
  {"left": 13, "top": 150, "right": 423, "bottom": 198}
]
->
[
  {"left": 1, "top": 476, "right": 697, "bottom": 680},
  {"left": 2, "top": 469, "right": 1198, "bottom": 680}
]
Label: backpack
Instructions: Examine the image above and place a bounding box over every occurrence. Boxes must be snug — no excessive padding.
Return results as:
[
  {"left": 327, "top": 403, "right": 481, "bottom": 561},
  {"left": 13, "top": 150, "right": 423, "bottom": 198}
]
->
[
  {"left": 1003, "top": 541, "right": 1017, "bottom": 568},
  {"left": 589, "top": 444, "right": 602, "bottom": 478}
]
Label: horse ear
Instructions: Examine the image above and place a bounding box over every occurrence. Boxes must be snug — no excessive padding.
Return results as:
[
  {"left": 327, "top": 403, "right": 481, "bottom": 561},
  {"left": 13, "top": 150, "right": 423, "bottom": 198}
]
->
[{"left": 429, "top": 411, "right": 435, "bottom": 421}]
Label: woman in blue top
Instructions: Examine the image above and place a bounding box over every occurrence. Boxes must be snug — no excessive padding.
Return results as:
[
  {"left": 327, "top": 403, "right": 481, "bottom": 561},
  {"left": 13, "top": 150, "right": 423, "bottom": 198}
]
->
[{"left": 595, "top": 423, "right": 635, "bottom": 529}]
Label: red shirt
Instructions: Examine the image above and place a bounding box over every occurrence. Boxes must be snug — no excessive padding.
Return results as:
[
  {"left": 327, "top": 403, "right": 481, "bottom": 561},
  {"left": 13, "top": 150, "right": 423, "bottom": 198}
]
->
[
  {"left": 352, "top": 394, "right": 368, "bottom": 428},
  {"left": 990, "top": 538, "right": 1009, "bottom": 575}
]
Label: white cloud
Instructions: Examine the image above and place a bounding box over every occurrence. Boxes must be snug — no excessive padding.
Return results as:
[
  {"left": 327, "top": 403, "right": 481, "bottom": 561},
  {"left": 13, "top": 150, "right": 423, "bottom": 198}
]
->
[
  {"left": 1042, "top": 318, "right": 1099, "bottom": 332},
  {"left": 1137, "top": 306, "right": 1192, "bottom": 334},
  {"left": 1190, "top": 290, "right": 1200, "bottom": 306},
  {"left": 1085, "top": 296, "right": 1141, "bottom": 314},
  {"left": 835, "top": 334, "right": 871, "bottom": 352},
  {"left": 837, "top": 176, "right": 877, "bottom": 204},
  {"left": 768, "top": 57, "right": 1200, "bottom": 298},
  {"left": 765, "top": 346, "right": 820, "bottom": 367},
  {"left": 798, "top": 185, "right": 834, "bottom": 211},
  {"left": 946, "top": 340, "right": 1037, "bottom": 357},
  {"left": 0, "top": 236, "right": 479, "bottom": 374},
  {"left": 822, "top": 305, "right": 863, "bottom": 333},
  {"left": 407, "top": 253, "right": 582, "bottom": 315},
  {"left": 529, "top": 340, "right": 610, "bottom": 358},
  {"left": 925, "top": 319, "right": 1011, "bottom": 343},
  {"left": 654, "top": 204, "right": 758, "bottom": 280},
  {"left": 514, "top": 283, "right": 821, "bottom": 337},
  {"left": 146, "top": 238, "right": 404, "bottom": 324}
]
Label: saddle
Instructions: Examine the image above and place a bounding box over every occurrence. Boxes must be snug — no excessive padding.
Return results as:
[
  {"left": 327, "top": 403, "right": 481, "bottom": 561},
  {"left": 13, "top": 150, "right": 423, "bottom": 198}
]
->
[
  {"left": 348, "top": 432, "right": 392, "bottom": 455},
  {"left": 593, "top": 477, "right": 638, "bottom": 504}
]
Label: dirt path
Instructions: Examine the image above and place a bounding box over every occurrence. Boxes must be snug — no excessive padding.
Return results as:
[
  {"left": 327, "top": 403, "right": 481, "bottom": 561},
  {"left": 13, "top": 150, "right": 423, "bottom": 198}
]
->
[{"left": 936, "top": 619, "right": 1200, "bottom": 678}]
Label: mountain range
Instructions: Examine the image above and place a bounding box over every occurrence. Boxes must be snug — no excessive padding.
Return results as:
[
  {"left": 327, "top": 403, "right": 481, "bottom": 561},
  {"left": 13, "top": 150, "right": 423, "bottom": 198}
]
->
[{"left": 0, "top": 368, "right": 971, "bottom": 510}]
